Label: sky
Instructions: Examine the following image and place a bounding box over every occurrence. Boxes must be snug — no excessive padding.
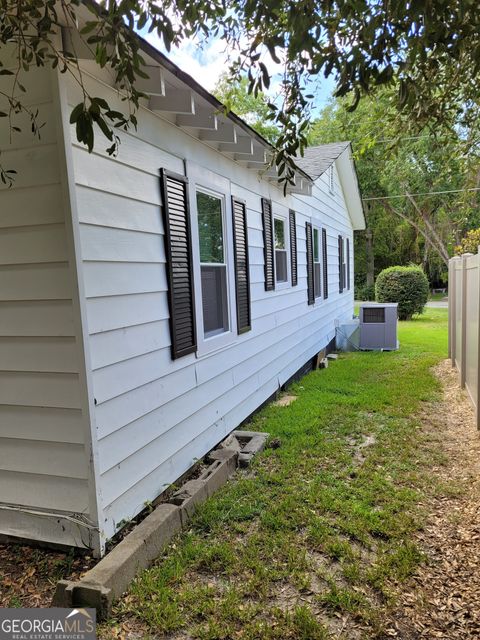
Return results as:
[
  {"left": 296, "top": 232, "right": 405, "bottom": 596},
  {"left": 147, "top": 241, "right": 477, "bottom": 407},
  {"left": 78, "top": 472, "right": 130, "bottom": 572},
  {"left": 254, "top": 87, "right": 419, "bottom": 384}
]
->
[{"left": 143, "top": 31, "right": 336, "bottom": 116}]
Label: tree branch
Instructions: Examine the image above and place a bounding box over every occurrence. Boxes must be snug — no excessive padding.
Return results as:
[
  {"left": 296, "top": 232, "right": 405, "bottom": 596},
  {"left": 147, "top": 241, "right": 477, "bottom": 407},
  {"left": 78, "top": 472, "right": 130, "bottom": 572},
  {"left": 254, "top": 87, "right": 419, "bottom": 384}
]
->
[
  {"left": 380, "top": 198, "right": 449, "bottom": 266},
  {"left": 405, "top": 193, "right": 450, "bottom": 264}
]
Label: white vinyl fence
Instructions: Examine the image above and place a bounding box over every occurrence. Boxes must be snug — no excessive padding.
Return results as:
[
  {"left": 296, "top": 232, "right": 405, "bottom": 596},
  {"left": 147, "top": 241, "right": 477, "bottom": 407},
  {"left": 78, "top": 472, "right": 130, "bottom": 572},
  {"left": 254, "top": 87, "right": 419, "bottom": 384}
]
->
[{"left": 449, "top": 252, "right": 480, "bottom": 427}]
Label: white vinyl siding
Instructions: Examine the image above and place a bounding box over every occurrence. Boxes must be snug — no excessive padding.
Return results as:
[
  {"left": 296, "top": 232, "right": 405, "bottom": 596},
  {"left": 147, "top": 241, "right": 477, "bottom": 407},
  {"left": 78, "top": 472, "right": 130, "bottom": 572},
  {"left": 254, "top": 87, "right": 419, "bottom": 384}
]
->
[{"left": 0, "top": 67, "right": 93, "bottom": 548}]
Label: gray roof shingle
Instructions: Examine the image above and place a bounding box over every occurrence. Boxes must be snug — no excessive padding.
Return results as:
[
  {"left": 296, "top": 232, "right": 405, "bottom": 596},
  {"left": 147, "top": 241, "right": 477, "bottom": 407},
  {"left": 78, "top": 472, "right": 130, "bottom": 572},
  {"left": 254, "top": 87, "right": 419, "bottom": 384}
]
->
[{"left": 294, "top": 142, "right": 351, "bottom": 180}]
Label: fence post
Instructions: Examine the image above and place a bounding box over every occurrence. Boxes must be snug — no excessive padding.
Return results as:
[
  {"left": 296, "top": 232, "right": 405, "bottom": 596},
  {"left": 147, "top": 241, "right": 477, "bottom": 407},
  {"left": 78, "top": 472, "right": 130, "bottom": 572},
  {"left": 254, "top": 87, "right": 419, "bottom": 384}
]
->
[
  {"left": 460, "top": 253, "right": 472, "bottom": 389},
  {"left": 448, "top": 258, "right": 454, "bottom": 364},
  {"left": 476, "top": 247, "right": 480, "bottom": 429}
]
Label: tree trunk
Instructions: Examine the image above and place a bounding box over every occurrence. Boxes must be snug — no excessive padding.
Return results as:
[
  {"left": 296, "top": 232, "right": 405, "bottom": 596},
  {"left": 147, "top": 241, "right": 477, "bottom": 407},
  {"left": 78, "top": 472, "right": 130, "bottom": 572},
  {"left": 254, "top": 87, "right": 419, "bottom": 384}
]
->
[
  {"left": 423, "top": 239, "right": 429, "bottom": 270},
  {"left": 366, "top": 228, "right": 375, "bottom": 287}
]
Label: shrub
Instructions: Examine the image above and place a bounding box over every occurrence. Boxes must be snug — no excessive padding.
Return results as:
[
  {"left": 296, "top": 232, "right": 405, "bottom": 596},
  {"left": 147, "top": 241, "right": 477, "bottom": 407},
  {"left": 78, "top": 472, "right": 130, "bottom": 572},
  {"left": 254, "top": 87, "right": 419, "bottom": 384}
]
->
[
  {"left": 375, "top": 266, "right": 429, "bottom": 320},
  {"left": 355, "top": 283, "right": 376, "bottom": 301}
]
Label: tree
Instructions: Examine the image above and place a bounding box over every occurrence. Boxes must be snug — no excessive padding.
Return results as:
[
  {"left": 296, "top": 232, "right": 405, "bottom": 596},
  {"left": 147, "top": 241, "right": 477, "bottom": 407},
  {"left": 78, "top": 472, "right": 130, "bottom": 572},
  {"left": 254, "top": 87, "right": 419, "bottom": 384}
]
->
[
  {"left": 213, "top": 74, "right": 279, "bottom": 144},
  {"left": 455, "top": 229, "right": 480, "bottom": 256},
  {"left": 308, "top": 89, "right": 480, "bottom": 288},
  {"left": 2, "top": 1, "right": 480, "bottom": 186}
]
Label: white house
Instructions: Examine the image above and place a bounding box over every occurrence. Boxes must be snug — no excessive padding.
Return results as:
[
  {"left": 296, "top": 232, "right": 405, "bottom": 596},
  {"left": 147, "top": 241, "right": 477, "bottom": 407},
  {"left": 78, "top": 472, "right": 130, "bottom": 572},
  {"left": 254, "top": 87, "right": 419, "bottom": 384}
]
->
[{"left": 0, "top": 18, "right": 365, "bottom": 556}]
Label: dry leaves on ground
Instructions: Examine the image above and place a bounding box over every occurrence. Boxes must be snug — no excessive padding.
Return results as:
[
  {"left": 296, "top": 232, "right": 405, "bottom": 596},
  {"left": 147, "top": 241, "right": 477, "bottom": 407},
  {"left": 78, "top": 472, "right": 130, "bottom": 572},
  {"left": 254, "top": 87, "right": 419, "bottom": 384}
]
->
[
  {"left": 0, "top": 543, "right": 95, "bottom": 609},
  {"left": 384, "top": 360, "right": 480, "bottom": 639}
]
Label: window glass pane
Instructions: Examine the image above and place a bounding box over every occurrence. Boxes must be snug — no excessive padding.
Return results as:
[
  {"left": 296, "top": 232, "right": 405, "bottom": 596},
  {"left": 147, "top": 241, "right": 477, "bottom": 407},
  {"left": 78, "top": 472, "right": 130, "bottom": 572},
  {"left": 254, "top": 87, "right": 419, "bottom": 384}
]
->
[
  {"left": 274, "top": 218, "right": 285, "bottom": 250},
  {"left": 201, "top": 265, "right": 229, "bottom": 337},
  {"left": 314, "top": 263, "right": 321, "bottom": 298},
  {"left": 275, "top": 251, "right": 287, "bottom": 282},
  {"left": 313, "top": 228, "right": 319, "bottom": 262},
  {"left": 197, "top": 191, "right": 224, "bottom": 263}
]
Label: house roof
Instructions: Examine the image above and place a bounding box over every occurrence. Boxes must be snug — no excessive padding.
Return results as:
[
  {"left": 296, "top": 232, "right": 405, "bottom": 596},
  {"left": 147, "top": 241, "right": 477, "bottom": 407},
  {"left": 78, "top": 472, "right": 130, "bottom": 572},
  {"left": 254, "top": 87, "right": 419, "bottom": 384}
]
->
[
  {"left": 294, "top": 142, "right": 351, "bottom": 179},
  {"left": 295, "top": 142, "right": 366, "bottom": 231}
]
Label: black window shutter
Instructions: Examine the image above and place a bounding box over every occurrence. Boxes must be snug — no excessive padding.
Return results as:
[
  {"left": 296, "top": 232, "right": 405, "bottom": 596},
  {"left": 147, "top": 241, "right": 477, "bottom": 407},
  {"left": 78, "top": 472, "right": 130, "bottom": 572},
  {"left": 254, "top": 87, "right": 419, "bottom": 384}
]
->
[
  {"left": 322, "top": 228, "right": 328, "bottom": 299},
  {"left": 338, "top": 235, "right": 344, "bottom": 293},
  {"left": 306, "top": 222, "right": 315, "bottom": 305},
  {"left": 346, "top": 237, "right": 351, "bottom": 290},
  {"left": 289, "top": 209, "right": 298, "bottom": 286},
  {"left": 160, "top": 168, "right": 197, "bottom": 360},
  {"left": 262, "top": 198, "right": 275, "bottom": 291},
  {"left": 232, "top": 196, "right": 251, "bottom": 334}
]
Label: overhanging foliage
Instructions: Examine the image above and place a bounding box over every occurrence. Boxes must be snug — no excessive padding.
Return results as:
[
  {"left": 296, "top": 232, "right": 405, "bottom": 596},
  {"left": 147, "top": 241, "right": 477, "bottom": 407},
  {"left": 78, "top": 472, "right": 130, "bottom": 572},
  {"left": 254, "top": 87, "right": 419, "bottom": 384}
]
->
[{"left": 1, "top": 1, "right": 480, "bottom": 186}]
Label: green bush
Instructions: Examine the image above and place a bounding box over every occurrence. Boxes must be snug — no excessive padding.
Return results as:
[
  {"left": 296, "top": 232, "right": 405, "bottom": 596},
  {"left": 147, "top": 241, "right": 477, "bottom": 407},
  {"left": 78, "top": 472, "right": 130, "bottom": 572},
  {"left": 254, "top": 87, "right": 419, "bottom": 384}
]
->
[
  {"left": 355, "top": 283, "right": 376, "bottom": 301},
  {"left": 375, "top": 266, "right": 429, "bottom": 320}
]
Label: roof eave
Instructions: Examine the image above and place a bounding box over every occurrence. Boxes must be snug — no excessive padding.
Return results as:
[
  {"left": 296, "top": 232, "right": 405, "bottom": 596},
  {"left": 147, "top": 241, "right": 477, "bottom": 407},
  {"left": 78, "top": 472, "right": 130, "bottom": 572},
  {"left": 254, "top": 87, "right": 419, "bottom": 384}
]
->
[{"left": 78, "top": 0, "right": 313, "bottom": 190}]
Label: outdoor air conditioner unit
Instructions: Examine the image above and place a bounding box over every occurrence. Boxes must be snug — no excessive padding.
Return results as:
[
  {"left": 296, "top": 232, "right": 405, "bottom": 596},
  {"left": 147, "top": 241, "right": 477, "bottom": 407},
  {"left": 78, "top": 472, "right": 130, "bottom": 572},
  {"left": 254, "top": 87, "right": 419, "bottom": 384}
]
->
[{"left": 359, "top": 303, "right": 398, "bottom": 351}]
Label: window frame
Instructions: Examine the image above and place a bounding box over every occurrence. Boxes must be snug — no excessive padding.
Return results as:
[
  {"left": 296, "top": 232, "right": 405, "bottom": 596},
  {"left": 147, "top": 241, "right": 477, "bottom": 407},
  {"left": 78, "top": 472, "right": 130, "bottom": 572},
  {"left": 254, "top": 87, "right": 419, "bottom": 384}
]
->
[
  {"left": 196, "top": 188, "right": 229, "bottom": 339},
  {"left": 273, "top": 213, "right": 290, "bottom": 289},
  {"left": 187, "top": 163, "right": 238, "bottom": 356}
]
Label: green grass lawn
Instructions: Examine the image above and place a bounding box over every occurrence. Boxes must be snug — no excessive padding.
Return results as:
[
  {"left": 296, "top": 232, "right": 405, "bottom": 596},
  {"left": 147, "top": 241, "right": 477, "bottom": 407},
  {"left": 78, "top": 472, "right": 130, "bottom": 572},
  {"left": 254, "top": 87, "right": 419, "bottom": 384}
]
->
[
  {"left": 102, "top": 308, "right": 448, "bottom": 640},
  {"left": 429, "top": 291, "right": 448, "bottom": 301}
]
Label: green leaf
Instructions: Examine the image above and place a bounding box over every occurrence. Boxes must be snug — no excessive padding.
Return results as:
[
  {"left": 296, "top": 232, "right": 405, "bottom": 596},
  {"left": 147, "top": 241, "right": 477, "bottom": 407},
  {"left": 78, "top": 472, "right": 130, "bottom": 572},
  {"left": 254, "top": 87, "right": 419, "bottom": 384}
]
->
[{"left": 70, "top": 103, "right": 85, "bottom": 124}]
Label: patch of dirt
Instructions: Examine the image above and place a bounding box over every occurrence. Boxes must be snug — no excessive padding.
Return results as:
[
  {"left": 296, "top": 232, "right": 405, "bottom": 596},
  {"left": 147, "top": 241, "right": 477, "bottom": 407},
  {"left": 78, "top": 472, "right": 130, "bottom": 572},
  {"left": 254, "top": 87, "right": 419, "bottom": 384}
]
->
[
  {"left": 0, "top": 543, "right": 95, "bottom": 608},
  {"left": 347, "top": 433, "right": 378, "bottom": 466},
  {"left": 384, "top": 360, "right": 480, "bottom": 639},
  {"left": 272, "top": 394, "right": 298, "bottom": 407}
]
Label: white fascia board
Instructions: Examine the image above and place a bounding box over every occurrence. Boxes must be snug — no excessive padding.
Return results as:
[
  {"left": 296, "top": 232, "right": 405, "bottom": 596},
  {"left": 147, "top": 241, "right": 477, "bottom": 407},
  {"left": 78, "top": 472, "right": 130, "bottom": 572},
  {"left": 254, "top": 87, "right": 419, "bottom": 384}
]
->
[{"left": 335, "top": 147, "right": 366, "bottom": 231}]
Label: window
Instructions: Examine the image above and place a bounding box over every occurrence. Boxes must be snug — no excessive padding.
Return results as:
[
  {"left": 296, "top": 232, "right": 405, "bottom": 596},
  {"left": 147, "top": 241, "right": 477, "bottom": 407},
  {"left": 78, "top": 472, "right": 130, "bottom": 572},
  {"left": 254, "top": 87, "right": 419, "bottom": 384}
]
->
[
  {"left": 313, "top": 228, "right": 321, "bottom": 298},
  {"left": 197, "top": 190, "right": 229, "bottom": 338},
  {"left": 306, "top": 222, "right": 314, "bottom": 305},
  {"left": 274, "top": 217, "right": 288, "bottom": 283}
]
